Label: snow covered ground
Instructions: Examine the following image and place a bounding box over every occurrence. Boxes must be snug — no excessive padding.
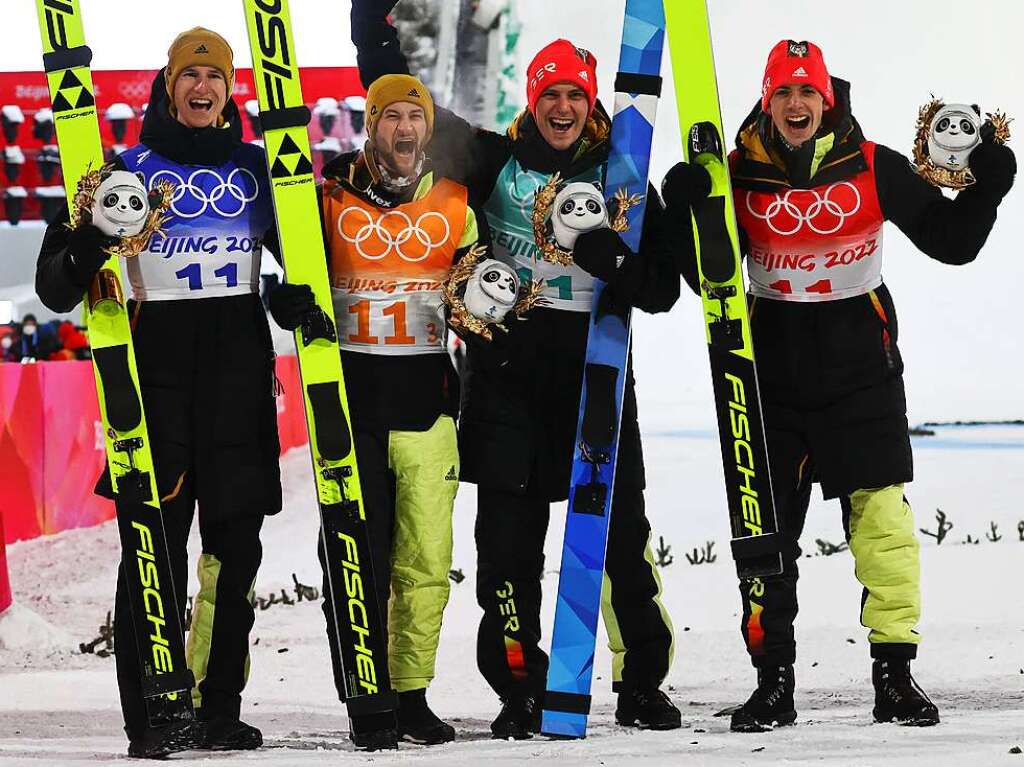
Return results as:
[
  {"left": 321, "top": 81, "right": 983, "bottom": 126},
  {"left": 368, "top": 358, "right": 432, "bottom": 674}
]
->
[{"left": 2, "top": 424, "right": 1022, "bottom": 765}]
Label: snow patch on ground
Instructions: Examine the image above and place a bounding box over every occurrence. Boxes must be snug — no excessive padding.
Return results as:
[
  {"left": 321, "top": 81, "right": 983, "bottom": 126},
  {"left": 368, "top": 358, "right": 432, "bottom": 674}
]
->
[
  {"left": 0, "top": 603, "right": 73, "bottom": 652},
  {"left": 1, "top": 426, "right": 1022, "bottom": 765}
]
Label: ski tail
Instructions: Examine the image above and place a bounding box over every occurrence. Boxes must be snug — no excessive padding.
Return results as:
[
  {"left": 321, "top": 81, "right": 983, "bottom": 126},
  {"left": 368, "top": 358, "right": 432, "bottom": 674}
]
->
[
  {"left": 542, "top": 0, "right": 666, "bottom": 739},
  {"left": 665, "top": 0, "right": 783, "bottom": 579},
  {"left": 241, "top": 0, "right": 395, "bottom": 719},
  {"left": 35, "top": 0, "right": 195, "bottom": 726}
]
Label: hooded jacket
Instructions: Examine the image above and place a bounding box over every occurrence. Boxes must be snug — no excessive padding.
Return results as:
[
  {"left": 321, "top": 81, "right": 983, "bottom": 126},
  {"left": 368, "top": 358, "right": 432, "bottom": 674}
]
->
[{"left": 35, "top": 69, "right": 283, "bottom": 516}]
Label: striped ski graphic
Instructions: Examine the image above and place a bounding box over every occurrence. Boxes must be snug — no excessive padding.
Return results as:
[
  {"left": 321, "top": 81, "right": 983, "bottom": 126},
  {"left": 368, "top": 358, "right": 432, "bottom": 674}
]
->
[{"left": 542, "top": 0, "right": 665, "bottom": 739}]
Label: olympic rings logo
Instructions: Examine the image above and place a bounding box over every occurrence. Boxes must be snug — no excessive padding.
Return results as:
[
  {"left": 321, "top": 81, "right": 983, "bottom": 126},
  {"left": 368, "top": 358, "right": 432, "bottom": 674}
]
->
[
  {"left": 337, "top": 207, "right": 451, "bottom": 262},
  {"left": 149, "top": 168, "right": 260, "bottom": 220},
  {"left": 745, "top": 181, "right": 861, "bottom": 236}
]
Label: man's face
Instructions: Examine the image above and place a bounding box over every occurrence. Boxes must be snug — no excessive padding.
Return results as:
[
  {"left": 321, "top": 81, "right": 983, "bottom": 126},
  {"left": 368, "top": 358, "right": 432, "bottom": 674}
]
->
[
  {"left": 534, "top": 83, "right": 590, "bottom": 152},
  {"left": 769, "top": 84, "right": 825, "bottom": 147},
  {"left": 173, "top": 65, "right": 228, "bottom": 129},
  {"left": 374, "top": 101, "right": 428, "bottom": 178}
]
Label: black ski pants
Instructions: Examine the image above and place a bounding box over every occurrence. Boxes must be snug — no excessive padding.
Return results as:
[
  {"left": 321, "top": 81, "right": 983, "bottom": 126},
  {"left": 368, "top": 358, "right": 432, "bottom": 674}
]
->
[
  {"left": 114, "top": 473, "right": 263, "bottom": 739},
  {"left": 475, "top": 478, "right": 674, "bottom": 701},
  {"left": 737, "top": 389, "right": 918, "bottom": 669}
]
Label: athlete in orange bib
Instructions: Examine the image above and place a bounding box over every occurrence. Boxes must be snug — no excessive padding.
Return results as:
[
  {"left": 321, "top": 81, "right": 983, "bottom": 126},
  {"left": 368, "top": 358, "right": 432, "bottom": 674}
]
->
[
  {"left": 662, "top": 39, "right": 1015, "bottom": 732},
  {"left": 269, "top": 74, "right": 483, "bottom": 750}
]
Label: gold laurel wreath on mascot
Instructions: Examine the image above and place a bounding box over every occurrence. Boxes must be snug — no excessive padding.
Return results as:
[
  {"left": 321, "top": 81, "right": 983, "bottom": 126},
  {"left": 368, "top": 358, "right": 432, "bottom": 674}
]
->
[
  {"left": 914, "top": 98, "right": 1012, "bottom": 190},
  {"left": 441, "top": 244, "right": 548, "bottom": 341},
  {"left": 532, "top": 172, "right": 641, "bottom": 266}
]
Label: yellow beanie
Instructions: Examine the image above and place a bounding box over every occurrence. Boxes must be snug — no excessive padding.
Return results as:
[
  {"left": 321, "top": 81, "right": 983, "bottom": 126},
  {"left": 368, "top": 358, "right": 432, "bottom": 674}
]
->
[
  {"left": 165, "top": 27, "right": 235, "bottom": 100},
  {"left": 365, "top": 74, "right": 434, "bottom": 143}
]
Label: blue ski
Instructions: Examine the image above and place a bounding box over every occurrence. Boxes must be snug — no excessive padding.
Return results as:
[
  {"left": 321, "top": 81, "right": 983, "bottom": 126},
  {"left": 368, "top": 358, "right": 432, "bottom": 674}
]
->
[{"left": 541, "top": 0, "right": 666, "bottom": 739}]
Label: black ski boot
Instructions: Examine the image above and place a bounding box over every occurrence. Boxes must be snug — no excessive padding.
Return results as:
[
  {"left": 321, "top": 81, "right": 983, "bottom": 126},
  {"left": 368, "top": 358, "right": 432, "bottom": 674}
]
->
[
  {"left": 349, "top": 711, "right": 399, "bottom": 751},
  {"left": 197, "top": 718, "right": 263, "bottom": 751},
  {"left": 397, "top": 688, "right": 455, "bottom": 745},
  {"left": 615, "top": 687, "right": 682, "bottom": 730},
  {"left": 126, "top": 720, "right": 204, "bottom": 759},
  {"left": 490, "top": 694, "right": 541, "bottom": 740},
  {"left": 872, "top": 659, "right": 939, "bottom": 726},
  {"left": 730, "top": 665, "right": 797, "bottom": 733}
]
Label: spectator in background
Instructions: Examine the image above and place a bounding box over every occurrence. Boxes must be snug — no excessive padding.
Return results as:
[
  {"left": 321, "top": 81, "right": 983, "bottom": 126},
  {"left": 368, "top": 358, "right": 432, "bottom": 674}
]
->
[
  {"left": 49, "top": 321, "right": 90, "bottom": 361},
  {"left": 0, "top": 326, "right": 17, "bottom": 362}
]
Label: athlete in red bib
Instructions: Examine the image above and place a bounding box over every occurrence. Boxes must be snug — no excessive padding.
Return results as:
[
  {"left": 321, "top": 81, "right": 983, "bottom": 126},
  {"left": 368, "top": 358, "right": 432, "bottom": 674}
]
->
[{"left": 662, "top": 39, "right": 1016, "bottom": 732}]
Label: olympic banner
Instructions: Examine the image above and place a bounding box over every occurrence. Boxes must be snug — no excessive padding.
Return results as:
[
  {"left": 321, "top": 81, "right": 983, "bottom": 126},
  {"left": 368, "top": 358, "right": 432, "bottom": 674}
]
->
[
  {"left": 0, "top": 357, "right": 309, "bottom": 546},
  {"left": 0, "top": 66, "right": 363, "bottom": 222}
]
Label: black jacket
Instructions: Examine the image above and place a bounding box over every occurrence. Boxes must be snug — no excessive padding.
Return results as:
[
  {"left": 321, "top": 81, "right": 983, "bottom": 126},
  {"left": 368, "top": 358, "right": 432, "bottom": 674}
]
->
[
  {"left": 35, "top": 69, "right": 283, "bottom": 517},
  {"left": 352, "top": 2, "right": 689, "bottom": 497},
  {"left": 719, "top": 77, "right": 1009, "bottom": 412}
]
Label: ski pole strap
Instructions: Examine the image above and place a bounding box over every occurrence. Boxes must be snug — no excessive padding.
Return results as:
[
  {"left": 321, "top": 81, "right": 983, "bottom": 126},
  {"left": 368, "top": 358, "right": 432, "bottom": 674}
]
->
[
  {"left": 42, "top": 45, "right": 92, "bottom": 73},
  {"left": 258, "top": 105, "right": 312, "bottom": 132},
  {"left": 140, "top": 668, "right": 196, "bottom": 699},
  {"left": 344, "top": 689, "right": 398, "bottom": 717},
  {"left": 614, "top": 71, "right": 662, "bottom": 97},
  {"left": 731, "top": 530, "right": 784, "bottom": 562},
  {"left": 544, "top": 690, "right": 592, "bottom": 715}
]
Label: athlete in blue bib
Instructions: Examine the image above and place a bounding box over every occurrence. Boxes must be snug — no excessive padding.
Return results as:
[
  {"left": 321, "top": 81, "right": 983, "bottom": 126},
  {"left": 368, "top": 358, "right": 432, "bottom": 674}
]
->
[{"left": 37, "top": 27, "right": 279, "bottom": 757}]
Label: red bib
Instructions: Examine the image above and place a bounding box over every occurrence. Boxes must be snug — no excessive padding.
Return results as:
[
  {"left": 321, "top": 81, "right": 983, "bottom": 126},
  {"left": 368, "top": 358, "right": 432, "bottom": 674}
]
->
[{"left": 736, "top": 142, "right": 885, "bottom": 302}]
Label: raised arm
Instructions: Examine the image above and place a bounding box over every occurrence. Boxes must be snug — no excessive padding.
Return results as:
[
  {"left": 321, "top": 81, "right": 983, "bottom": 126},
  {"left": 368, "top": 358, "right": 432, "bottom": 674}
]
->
[{"left": 874, "top": 140, "right": 1015, "bottom": 266}]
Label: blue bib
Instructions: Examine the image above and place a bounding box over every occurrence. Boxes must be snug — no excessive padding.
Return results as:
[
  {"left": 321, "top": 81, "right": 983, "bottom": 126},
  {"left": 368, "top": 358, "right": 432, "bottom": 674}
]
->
[{"left": 120, "top": 143, "right": 273, "bottom": 301}]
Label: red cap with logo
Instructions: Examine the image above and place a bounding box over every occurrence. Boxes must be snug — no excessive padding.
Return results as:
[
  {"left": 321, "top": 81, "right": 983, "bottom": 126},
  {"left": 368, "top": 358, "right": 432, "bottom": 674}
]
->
[
  {"left": 526, "top": 39, "right": 599, "bottom": 115},
  {"left": 761, "top": 40, "right": 834, "bottom": 111}
]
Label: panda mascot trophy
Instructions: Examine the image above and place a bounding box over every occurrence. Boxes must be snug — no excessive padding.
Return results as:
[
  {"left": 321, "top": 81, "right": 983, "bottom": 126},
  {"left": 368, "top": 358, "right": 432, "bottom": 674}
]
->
[
  {"left": 67, "top": 165, "right": 174, "bottom": 306},
  {"left": 914, "top": 98, "right": 1012, "bottom": 189},
  {"left": 531, "top": 172, "right": 640, "bottom": 266},
  {"left": 441, "top": 244, "right": 546, "bottom": 341}
]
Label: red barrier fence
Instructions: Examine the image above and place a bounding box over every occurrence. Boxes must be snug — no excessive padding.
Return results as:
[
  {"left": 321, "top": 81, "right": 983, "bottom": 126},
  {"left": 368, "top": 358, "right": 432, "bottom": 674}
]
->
[
  {"left": 0, "top": 356, "right": 309, "bottom": 546},
  {"left": 0, "top": 513, "right": 11, "bottom": 614}
]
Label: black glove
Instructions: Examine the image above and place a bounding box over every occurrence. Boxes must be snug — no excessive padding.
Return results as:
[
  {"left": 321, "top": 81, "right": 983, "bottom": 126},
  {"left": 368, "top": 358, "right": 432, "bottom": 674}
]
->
[
  {"left": 268, "top": 283, "right": 316, "bottom": 331},
  {"left": 66, "top": 223, "right": 116, "bottom": 287},
  {"left": 969, "top": 135, "right": 1016, "bottom": 202},
  {"left": 661, "top": 161, "right": 712, "bottom": 209},
  {"left": 572, "top": 227, "right": 629, "bottom": 283}
]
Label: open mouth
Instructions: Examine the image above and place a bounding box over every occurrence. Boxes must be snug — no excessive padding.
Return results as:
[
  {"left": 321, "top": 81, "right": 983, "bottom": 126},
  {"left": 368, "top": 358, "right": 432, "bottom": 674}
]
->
[
  {"left": 549, "top": 117, "right": 575, "bottom": 135},
  {"left": 394, "top": 136, "right": 418, "bottom": 157},
  {"left": 785, "top": 115, "right": 811, "bottom": 131},
  {"left": 188, "top": 98, "right": 214, "bottom": 113}
]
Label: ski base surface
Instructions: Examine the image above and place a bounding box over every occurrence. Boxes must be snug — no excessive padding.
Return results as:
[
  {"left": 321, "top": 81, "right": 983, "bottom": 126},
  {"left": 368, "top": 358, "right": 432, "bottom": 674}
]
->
[
  {"left": 241, "top": 0, "right": 396, "bottom": 721},
  {"left": 36, "top": 0, "right": 194, "bottom": 727},
  {"left": 542, "top": 0, "right": 666, "bottom": 739},
  {"left": 665, "top": 0, "right": 783, "bottom": 580}
]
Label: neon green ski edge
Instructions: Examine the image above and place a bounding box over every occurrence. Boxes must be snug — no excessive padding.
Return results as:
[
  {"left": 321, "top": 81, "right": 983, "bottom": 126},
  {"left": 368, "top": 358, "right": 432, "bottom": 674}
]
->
[
  {"left": 242, "top": 0, "right": 395, "bottom": 711},
  {"left": 665, "top": 0, "right": 783, "bottom": 578},
  {"left": 36, "top": 0, "right": 195, "bottom": 719}
]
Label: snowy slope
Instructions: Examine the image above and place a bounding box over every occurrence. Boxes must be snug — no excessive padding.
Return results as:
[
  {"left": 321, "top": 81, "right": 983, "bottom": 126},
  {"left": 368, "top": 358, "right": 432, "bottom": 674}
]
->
[{"left": 2, "top": 427, "right": 1022, "bottom": 765}]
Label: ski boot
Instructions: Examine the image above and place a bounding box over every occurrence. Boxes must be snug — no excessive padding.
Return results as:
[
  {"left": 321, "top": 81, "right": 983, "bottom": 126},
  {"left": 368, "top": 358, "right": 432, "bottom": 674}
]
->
[
  {"left": 490, "top": 694, "right": 541, "bottom": 740},
  {"left": 872, "top": 659, "right": 939, "bottom": 726},
  {"left": 729, "top": 665, "right": 797, "bottom": 733},
  {"left": 349, "top": 711, "right": 399, "bottom": 751},
  {"left": 397, "top": 688, "right": 455, "bottom": 745},
  {"left": 126, "top": 720, "right": 204, "bottom": 759},
  {"left": 196, "top": 718, "right": 263, "bottom": 751},
  {"left": 615, "top": 687, "right": 682, "bottom": 730}
]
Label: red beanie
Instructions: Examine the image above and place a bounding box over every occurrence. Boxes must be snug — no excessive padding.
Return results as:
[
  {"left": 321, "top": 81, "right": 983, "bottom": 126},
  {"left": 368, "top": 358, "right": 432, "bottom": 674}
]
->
[
  {"left": 526, "top": 39, "right": 598, "bottom": 115},
  {"left": 761, "top": 40, "right": 834, "bottom": 111}
]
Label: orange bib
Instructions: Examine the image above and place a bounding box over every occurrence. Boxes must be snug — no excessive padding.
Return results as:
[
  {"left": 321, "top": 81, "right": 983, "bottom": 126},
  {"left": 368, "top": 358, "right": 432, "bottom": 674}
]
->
[{"left": 323, "top": 178, "right": 468, "bottom": 355}]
